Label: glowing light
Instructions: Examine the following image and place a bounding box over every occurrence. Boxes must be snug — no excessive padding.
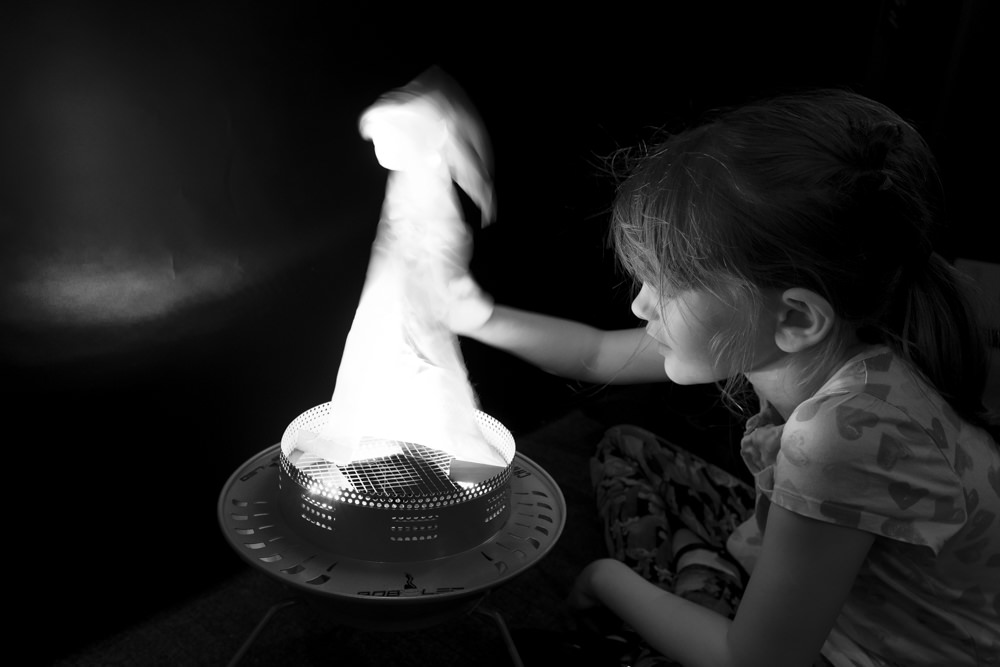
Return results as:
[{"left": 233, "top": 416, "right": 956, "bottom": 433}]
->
[
  {"left": 296, "top": 68, "right": 506, "bottom": 472},
  {"left": 3, "top": 251, "right": 245, "bottom": 327}
]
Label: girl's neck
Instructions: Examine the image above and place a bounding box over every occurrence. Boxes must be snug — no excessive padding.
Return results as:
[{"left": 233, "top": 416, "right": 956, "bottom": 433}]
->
[{"left": 745, "top": 341, "right": 869, "bottom": 420}]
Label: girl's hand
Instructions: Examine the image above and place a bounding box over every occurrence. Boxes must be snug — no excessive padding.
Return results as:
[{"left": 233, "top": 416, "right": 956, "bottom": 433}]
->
[{"left": 445, "top": 274, "right": 495, "bottom": 336}]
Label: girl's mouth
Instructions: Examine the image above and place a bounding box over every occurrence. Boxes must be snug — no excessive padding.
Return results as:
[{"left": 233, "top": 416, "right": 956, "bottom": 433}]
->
[{"left": 647, "top": 329, "right": 670, "bottom": 353}]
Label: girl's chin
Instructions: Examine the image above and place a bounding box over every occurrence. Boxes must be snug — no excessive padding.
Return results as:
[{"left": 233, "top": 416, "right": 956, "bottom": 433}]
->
[{"left": 663, "top": 362, "right": 728, "bottom": 386}]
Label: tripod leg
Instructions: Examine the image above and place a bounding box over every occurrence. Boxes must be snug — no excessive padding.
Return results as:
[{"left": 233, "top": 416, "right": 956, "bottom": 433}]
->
[
  {"left": 475, "top": 604, "right": 524, "bottom": 667},
  {"left": 226, "top": 599, "right": 298, "bottom": 667}
]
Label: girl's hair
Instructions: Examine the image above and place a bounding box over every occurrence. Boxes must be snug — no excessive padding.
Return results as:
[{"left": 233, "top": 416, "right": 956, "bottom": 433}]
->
[{"left": 610, "top": 88, "right": 996, "bottom": 433}]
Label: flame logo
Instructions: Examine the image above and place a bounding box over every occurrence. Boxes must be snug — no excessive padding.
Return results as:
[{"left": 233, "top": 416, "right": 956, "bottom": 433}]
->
[{"left": 403, "top": 572, "right": 417, "bottom": 590}]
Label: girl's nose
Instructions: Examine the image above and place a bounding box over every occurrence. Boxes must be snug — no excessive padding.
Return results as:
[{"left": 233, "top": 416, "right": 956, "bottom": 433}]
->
[{"left": 631, "top": 282, "right": 658, "bottom": 322}]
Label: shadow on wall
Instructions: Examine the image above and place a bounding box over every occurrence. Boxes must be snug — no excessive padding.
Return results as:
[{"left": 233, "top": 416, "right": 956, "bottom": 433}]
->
[
  {"left": 0, "top": 3, "right": 389, "bottom": 360},
  {"left": 3, "top": 1, "right": 994, "bottom": 376}
]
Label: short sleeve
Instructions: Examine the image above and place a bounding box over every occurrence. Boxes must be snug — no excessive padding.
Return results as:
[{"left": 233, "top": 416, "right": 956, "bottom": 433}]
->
[{"left": 766, "top": 391, "right": 967, "bottom": 553}]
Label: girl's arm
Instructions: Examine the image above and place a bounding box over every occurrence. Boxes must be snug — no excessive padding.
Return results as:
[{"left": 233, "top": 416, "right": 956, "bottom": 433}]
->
[
  {"left": 447, "top": 275, "right": 668, "bottom": 384},
  {"left": 574, "top": 505, "right": 875, "bottom": 667},
  {"left": 467, "top": 305, "right": 668, "bottom": 384}
]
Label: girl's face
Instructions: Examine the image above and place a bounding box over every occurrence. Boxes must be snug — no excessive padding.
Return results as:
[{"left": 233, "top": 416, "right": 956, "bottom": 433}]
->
[{"left": 631, "top": 282, "right": 770, "bottom": 384}]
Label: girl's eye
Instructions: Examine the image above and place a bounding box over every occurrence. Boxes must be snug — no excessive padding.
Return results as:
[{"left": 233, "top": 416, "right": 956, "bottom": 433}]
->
[{"left": 655, "top": 282, "right": 678, "bottom": 301}]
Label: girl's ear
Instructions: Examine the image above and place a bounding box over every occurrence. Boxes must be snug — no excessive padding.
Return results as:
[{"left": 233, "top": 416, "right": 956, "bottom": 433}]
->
[{"left": 773, "top": 288, "right": 836, "bottom": 353}]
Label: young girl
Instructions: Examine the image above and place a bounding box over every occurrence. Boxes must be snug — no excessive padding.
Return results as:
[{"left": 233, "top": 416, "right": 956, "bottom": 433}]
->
[{"left": 447, "top": 89, "right": 1000, "bottom": 666}]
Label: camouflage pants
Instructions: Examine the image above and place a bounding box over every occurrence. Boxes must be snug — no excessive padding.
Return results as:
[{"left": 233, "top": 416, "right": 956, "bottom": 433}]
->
[{"left": 590, "top": 424, "right": 754, "bottom": 666}]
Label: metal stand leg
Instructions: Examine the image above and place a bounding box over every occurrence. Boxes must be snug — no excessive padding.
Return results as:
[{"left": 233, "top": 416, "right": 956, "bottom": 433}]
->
[
  {"left": 475, "top": 604, "right": 524, "bottom": 667},
  {"left": 227, "top": 595, "right": 525, "bottom": 666},
  {"left": 226, "top": 598, "right": 298, "bottom": 667}
]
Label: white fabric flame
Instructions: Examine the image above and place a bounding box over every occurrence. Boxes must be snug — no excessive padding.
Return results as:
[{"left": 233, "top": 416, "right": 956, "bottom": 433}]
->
[{"left": 297, "top": 69, "right": 504, "bottom": 468}]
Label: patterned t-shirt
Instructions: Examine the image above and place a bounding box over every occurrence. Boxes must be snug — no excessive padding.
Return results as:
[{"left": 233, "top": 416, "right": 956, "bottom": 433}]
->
[{"left": 727, "top": 346, "right": 1000, "bottom": 666}]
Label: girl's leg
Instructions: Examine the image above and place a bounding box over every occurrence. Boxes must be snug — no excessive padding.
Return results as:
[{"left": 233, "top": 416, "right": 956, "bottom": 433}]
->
[{"left": 592, "top": 423, "right": 755, "bottom": 586}]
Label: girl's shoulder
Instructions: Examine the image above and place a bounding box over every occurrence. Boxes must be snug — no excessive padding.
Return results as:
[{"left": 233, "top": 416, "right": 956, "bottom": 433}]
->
[
  {"left": 775, "top": 347, "right": 1000, "bottom": 555},
  {"left": 781, "top": 344, "right": 997, "bottom": 496}
]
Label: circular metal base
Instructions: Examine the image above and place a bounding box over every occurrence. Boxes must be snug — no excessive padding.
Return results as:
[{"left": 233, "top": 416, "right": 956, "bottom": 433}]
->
[{"left": 218, "top": 444, "right": 565, "bottom": 629}]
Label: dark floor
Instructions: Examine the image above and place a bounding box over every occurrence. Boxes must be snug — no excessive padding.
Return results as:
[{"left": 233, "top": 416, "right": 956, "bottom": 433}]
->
[{"left": 33, "top": 377, "right": 746, "bottom": 667}]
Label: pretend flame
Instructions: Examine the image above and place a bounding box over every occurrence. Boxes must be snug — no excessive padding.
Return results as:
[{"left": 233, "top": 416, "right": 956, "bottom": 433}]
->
[{"left": 295, "top": 68, "right": 505, "bottom": 470}]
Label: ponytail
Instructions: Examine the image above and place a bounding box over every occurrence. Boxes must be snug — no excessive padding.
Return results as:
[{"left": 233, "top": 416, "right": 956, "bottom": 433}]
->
[{"left": 878, "top": 254, "right": 998, "bottom": 437}]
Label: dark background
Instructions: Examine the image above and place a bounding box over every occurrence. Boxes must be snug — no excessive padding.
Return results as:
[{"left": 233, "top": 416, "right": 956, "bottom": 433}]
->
[{"left": 1, "top": 1, "right": 995, "bottom": 664}]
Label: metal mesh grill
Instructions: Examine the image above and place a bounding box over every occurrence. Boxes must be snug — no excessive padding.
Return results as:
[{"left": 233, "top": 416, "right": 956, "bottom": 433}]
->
[{"left": 296, "top": 442, "right": 455, "bottom": 496}]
